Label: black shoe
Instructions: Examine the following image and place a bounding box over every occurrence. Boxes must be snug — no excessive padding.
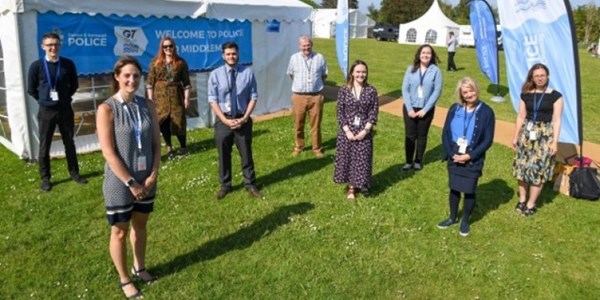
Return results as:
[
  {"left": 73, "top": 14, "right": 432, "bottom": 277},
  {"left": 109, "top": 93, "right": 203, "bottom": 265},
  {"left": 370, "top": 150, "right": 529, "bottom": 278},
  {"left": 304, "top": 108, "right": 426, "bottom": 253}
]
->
[
  {"left": 216, "top": 187, "right": 232, "bottom": 200},
  {"left": 413, "top": 162, "right": 422, "bottom": 171},
  {"left": 515, "top": 201, "right": 526, "bottom": 214},
  {"left": 437, "top": 218, "right": 457, "bottom": 229},
  {"left": 119, "top": 280, "right": 143, "bottom": 299},
  {"left": 131, "top": 266, "right": 157, "bottom": 285},
  {"left": 247, "top": 186, "right": 262, "bottom": 198},
  {"left": 401, "top": 163, "right": 412, "bottom": 171},
  {"left": 40, "top": 179, "right": 51, "bottom": 192},
  {"left": 523, "top": 206, "right": 537, "bottom": 217},
  {"left": 71, "top": 174, "right": 88, "bottom": 184}
]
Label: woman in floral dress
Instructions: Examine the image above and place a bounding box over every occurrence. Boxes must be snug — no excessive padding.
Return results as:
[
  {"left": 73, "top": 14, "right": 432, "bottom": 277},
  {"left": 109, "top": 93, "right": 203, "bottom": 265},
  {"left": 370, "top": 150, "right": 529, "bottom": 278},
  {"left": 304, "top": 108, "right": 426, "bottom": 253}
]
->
[{"left": 333, "top": 60, "right": 379, "bottom": 200}]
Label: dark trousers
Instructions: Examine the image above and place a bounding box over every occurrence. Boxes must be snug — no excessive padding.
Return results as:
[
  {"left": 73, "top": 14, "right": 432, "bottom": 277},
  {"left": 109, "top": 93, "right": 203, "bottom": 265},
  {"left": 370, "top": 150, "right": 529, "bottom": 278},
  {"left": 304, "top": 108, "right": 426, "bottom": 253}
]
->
[
  {"left": 447, "top": 51, "right": 457, "bottom": 71},
  {"left": 160, "top": 116, "right": 186, "bottom": 148},
  {"left": 214, "top": 118, "right": 256, "bottom": 189},
  {"left": 37, "top": 107, "right": 80, "bottom": 180},
  {"left": 403, "top": 106, "right": 435, "bottom": 164}
]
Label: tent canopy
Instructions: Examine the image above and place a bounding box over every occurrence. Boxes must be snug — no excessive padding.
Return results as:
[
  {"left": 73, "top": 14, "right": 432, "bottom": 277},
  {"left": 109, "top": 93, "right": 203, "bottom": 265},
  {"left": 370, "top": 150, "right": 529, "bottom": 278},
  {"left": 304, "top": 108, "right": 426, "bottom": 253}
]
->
[
  {"left": 0, "top": 0, "right": 312, "bottom": 159},
  {"left": 312, "top": 9, "right": 375, "bottom": 39},
  {"left": 398, "top": 0, "right": 459, "bottom": 47},
  {"left": 4, "top": 0, "right": 312, "bottom": 21}
]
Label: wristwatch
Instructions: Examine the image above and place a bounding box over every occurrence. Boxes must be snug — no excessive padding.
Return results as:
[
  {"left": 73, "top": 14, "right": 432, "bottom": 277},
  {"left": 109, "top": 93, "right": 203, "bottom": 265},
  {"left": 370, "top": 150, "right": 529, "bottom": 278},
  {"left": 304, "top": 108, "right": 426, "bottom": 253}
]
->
[{"left": 125, "top": 177, "right": 136, "bottom": 187}]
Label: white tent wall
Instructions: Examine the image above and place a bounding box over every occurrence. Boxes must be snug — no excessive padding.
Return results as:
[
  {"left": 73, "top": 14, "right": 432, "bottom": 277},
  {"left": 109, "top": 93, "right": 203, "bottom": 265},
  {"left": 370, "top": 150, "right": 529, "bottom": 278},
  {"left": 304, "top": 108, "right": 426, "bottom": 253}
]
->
[
  {"left": 0, "top": 0, "right": 312, "bottom": 159},
  {"left": 312, "top": 9, "right": 375, "bottom": 39},
  {"left": 397, "top": 0, "right": 459, "bottom": 48},
  {"left": 0, "top": 9, "right": 31, "bottom": 158}
]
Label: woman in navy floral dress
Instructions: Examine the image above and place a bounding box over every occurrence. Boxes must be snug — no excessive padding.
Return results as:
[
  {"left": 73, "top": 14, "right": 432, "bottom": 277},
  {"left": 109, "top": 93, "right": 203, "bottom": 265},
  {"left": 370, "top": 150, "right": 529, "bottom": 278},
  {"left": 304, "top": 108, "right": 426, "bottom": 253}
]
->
[{"left": 334, "top": 60, "right": 379, "bottom": 200}]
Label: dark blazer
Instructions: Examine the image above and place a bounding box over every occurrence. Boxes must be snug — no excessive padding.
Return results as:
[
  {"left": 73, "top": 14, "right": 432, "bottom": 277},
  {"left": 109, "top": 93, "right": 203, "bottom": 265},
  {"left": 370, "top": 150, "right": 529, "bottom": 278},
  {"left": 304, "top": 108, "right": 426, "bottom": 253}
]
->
[{"left": 442, "top": 101, "right": 495, "bottom": 178}]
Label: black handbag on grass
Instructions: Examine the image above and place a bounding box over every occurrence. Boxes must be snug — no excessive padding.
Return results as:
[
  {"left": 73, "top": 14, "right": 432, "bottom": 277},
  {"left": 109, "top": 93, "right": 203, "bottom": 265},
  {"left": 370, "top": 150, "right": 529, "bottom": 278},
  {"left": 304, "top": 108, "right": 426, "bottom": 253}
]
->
[{"left": 569, "top": 167, "right": 600, "bottom": 200}]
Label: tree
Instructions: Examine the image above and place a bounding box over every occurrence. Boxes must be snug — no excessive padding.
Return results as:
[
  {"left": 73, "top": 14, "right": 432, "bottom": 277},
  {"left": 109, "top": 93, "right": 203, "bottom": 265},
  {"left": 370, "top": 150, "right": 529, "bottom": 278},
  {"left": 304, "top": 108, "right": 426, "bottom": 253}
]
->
[
  {"left": 367, "top": 3, "right": 380, "bottom": 23},
  {"left": 379, "top": 0, "right": 432, "bottom": 25},
  {"left": 300, "top": 0, "right": 319, "bottom": 8},
  {"left": 451, "top": 0, "right": 471, "bottom": 24},
  {"left": 321, "top": 0, "right": 358, "bottom": 9},
  {"left": 583, "top": 1, "right": 598, "bottom": 44}
]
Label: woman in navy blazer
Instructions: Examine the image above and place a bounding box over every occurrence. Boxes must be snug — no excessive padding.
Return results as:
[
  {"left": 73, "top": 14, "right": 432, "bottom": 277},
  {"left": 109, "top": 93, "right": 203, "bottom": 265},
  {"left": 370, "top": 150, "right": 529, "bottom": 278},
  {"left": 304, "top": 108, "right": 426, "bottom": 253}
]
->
[{"left": 437, "top": 77, "right": 495, "bottom": 236}]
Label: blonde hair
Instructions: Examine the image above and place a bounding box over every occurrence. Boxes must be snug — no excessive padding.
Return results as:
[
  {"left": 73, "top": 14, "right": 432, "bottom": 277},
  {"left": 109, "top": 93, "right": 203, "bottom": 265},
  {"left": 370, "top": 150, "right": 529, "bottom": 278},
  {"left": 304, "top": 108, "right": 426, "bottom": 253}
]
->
[{"left": 454, "top": 77, "right": 480, "bottom": 106}]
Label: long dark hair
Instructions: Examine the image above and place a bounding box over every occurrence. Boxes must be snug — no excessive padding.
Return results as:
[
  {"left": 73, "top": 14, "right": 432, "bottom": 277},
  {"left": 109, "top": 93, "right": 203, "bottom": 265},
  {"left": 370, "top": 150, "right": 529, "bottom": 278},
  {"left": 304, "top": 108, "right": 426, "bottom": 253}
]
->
[
  {"left": 411, "top": 44, "right": 439, "bottom": 73},
  {"left": 111, "top": 56, "right": 142, "bottom": 93},
  {"left": 345, "top": 60, "right": 369, "bottom": 88},
  {"left": 521, "top": 63, "right": 550, "bottom": 93}
]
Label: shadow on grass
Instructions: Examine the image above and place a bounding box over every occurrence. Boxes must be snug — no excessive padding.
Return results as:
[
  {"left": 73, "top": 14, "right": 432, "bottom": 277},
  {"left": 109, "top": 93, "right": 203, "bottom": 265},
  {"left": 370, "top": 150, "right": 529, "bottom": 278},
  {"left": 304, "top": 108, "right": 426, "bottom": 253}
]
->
[
  {"left": 50, "top": 170, "right": 103, "bottom": 187},
  {"left": 152, "top": 202, "right": 315, "bottom": 276},
  {"left": 370, "top": 144, "right": 445, "bottom": 196},
  {"left": 485, "top": 84, "right": 509, "bottom": 97},
  {"left": 471, "top": 178, "right": 514, "bottom": 224},
  {"left": 258, "top": 138, "right": 336, "bottom": 189}
]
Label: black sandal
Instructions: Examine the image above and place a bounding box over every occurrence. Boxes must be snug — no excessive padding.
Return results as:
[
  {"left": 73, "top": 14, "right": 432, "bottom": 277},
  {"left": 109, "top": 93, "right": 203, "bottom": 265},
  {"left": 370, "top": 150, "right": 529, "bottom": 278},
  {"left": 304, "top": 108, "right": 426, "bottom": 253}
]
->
[
  {"left": 131, "top": 267, "right": 157, "bottom": 285},
  {"left": 515, "top": 202, "right": 526, "bottom": 214},
  {"left": 523, "top": 206, "right": 537, "bottom": 217},
  {"left": 119, "top": 280, "right": 143, "bottom": 299}
]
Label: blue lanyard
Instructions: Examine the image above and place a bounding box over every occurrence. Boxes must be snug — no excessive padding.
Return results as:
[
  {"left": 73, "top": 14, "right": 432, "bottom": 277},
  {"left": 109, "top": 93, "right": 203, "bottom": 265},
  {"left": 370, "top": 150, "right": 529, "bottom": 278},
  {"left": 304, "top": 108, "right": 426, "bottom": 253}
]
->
[
  {"left": 462, "top": 102, "right": 481, "bottom": 137},
  {"left": 532, "top": 90, "right": 546, "bottom": 122},
  {"left": 419, "top": 68, "right": 427, "bottom": 86},
  {"left": 43, "top": 58, "right": 61, "bottom": 90},
  {"left": 122, "top": 97, "right": 143, "bottom": 151}
]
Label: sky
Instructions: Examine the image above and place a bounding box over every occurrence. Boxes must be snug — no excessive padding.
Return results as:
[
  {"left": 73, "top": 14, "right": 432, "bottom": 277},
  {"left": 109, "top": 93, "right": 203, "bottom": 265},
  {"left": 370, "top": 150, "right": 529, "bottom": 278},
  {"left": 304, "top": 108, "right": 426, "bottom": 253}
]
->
[{"left": 358, "top": 0, "right": 600, "bottom": 14}]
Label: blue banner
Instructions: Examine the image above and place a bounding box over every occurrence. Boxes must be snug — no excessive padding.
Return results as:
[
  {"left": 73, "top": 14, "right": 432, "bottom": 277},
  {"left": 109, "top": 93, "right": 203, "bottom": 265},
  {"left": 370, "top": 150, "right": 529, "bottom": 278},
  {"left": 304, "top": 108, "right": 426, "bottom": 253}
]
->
[
  {"left": 336, "top": 0, "right": 349, "bottom": 78},
  {"left": 469, "top": 0, "right": 499, "bottom": 85},
  {"left": 37, "top": 12, "right": 252, "bottom": 74},
  {"left": 498, "top": 1, "right": 580, "bottom": 144}
]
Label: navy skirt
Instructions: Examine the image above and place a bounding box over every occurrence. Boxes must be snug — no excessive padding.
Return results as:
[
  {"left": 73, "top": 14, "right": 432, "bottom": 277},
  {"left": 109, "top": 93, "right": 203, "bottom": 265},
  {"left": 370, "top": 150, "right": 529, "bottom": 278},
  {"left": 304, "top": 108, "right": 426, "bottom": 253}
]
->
[{"left": 448, "top": 169, "right": 479, "bottom": 194}]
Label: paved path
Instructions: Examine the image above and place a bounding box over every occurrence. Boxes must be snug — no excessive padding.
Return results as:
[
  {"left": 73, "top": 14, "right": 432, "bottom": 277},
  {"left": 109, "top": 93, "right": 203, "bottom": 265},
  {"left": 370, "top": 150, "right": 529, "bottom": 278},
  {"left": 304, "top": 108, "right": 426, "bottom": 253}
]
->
[{"left": 255, "top": 85, "right": 600, "bottom": 163}]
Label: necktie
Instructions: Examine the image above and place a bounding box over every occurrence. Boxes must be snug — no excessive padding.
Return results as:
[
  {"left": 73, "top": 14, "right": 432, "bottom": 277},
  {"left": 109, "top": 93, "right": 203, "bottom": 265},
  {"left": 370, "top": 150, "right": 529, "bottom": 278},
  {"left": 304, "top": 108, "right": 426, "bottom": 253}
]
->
[{"left": 229, "top": 69, "right": 237, "bottom": 116}]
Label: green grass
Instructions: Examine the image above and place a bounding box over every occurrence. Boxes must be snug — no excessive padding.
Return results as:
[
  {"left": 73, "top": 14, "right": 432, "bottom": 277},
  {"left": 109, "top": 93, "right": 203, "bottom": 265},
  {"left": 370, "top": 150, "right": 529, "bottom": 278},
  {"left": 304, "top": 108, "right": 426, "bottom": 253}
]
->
[
  {"left": 314, "top": 38, "right": 600, "bottom": 144},
  {"left": 2, "top": 98, "right": 600, "bottom": 299}
]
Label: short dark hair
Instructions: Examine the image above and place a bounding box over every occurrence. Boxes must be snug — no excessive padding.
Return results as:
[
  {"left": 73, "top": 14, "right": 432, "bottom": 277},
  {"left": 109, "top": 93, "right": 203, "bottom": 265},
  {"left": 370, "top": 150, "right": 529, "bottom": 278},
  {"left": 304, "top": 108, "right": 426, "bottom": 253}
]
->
[
  {"left": 41, "top": 32, "right": 60, "bottom": 42},
  {"left": 449, "top": 32, "right": 454, "bottom": 36},
  {"left": 221, "top": 41, "right": 239, "bottom": 53}
]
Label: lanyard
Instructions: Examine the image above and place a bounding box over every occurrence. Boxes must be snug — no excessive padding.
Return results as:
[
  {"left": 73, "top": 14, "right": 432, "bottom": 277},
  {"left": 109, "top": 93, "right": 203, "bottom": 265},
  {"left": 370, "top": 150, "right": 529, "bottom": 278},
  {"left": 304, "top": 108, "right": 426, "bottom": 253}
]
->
[
  {"left": 303, "top": 53, "right": 313, "bottom": 73},
  {"left": 121, "top": 96, "right": 143, "bottom": 151},
  {"left": 462, "top": 102, "right": 481, "bottom": 137},
  {"left": 43, "top": 58, "right": 61, "bottom": 90},
  {"left": 532, "top": 89, "right": 547, "bottom": 122},
  {"left": 419, "top": 67, "right": 427, "bottom": 86},
  {"left": 352, "top": 85, "right": 363, "bottom": 101}
]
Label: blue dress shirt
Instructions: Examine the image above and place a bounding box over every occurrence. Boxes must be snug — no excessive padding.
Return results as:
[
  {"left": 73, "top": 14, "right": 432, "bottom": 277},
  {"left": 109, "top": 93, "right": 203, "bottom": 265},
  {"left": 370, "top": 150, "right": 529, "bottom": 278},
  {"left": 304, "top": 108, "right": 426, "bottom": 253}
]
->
[{"left": 208, "top": 64, "right": 258, "bottom": 115}]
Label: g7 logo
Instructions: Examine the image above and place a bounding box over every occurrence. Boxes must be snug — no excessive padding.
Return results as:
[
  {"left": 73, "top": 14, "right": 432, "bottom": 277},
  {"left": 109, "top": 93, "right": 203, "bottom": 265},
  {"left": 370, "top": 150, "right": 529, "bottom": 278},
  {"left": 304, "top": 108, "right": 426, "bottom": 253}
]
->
[{"left": 123, "top": 30, "right": 137, "bottom": 40}]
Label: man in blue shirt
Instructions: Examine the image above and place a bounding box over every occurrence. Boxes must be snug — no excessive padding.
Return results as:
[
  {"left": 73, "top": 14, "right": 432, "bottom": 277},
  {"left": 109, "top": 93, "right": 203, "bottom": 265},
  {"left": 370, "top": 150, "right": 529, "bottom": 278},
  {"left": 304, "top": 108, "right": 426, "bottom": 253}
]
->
[
  {"left": 208, "top": 42, "right": 261, "bottom": 200},
  {"left": 27, "top": 32, "right": 88, "bottom": 192}
]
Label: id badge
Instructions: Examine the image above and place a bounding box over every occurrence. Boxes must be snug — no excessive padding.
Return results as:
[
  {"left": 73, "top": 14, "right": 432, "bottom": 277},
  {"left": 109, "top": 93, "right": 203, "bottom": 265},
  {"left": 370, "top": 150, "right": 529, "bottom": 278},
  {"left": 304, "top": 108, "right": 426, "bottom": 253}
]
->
[
  {"left": 353, "top": 116, "right": 361, "bottom": 127},
  {"left": 307, "top": 76, "right": 312, "bottom": 83},
  {"left": 529, "top": 131, "right": 537, "bottom": 141},
  {"left": 417, "top": 85, "right": 424, "bottom": 98},
  {"left": 137, "top": 155, "right": 147, "bottom": 172},
  {"left": 225, "top": 101, "right": 231, "bottom": 111},
  {"left": 50, "top": 89, "right": 59, "bottom": 101},
  {"left": 457, "top": 137, "right": 467, "bottom": 154},
  {"left": 526, "top": 122, "right": 533, "bottom": 131}
]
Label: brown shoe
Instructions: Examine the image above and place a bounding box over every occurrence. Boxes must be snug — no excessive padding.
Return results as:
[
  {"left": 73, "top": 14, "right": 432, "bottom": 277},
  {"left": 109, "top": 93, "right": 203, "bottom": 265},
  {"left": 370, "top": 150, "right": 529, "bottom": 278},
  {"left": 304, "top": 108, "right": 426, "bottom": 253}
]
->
[
  {"left": 314, "top": 151, "right": 324, "bottom": 158},
  {"left": 216, "top": 187, "right": 232, "bottom": 200},
  {"left": 292, "top": 148, "right": 302, "bottom": 157},
  {"left": 247, "top": 186, "right": 262, "bottom": 198}
]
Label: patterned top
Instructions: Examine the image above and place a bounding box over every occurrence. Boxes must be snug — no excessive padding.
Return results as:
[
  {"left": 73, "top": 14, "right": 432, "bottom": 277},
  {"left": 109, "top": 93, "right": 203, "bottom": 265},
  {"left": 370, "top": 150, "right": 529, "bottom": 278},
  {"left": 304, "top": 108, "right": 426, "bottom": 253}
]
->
[
  {"left": 103, "top": 95, "right": 156, "bottom": 208},
  {"left": 287, "top": 51, "right": 328, "bottom": 93}
]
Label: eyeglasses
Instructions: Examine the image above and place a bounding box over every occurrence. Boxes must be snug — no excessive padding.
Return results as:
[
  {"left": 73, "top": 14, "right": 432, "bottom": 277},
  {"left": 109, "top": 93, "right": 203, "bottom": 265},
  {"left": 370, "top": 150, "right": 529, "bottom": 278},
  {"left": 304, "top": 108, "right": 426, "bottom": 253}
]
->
[
  {"left": 162, "top": 44, "right": 174, "bottom": 49},
  {"left": 44, "top": 43, "right": 60, "bottom": 48}
]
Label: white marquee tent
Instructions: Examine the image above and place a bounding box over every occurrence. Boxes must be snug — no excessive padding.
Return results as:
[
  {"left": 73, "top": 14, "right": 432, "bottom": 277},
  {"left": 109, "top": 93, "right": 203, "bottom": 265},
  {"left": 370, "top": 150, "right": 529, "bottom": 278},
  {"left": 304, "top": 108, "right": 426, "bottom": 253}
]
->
[
  {"left": 398, "top": 0, "right": 459, "bottom": 47},
  {"left": 312, "top": 9, "right": 375, "bottom": 39},
  {"left": 0, "top": 0, "right": 312, "bottom": 159}
]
